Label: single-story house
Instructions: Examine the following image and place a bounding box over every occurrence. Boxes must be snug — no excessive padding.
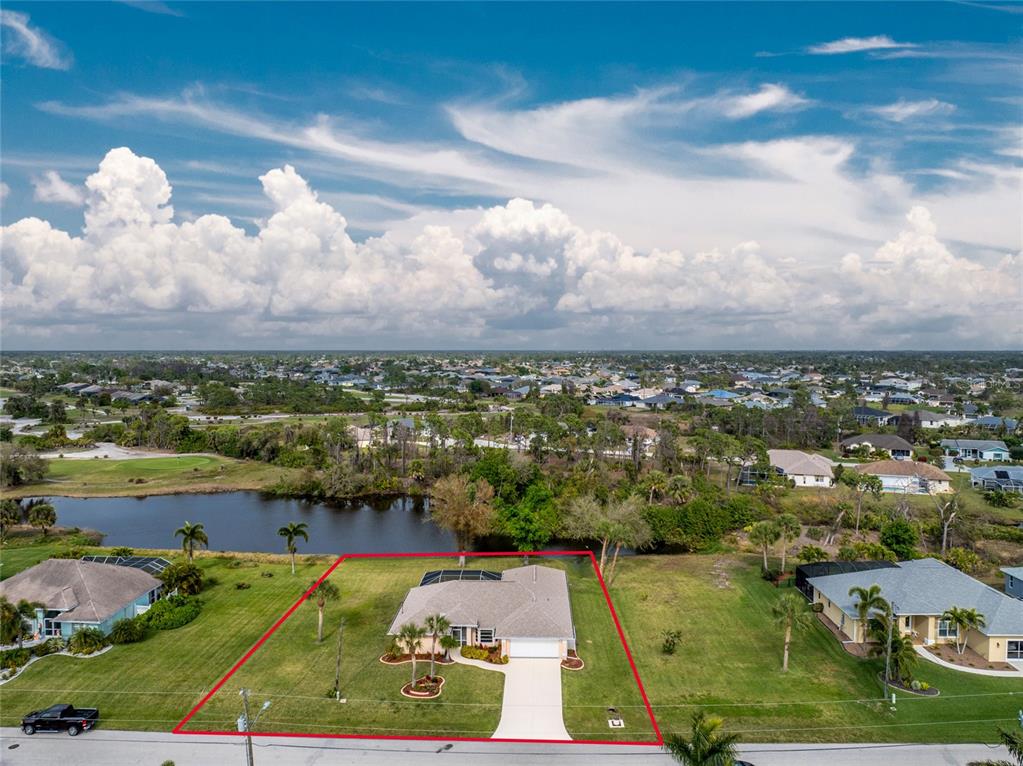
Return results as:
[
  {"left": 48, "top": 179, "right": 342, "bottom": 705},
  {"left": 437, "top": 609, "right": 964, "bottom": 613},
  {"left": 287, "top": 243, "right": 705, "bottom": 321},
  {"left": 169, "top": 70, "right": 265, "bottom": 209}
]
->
[
  {"left": 941, "top": 439, "right": 1011, "bottom": 462},
  {"left": 971, "top": 416, "right": 1019, "bottom": 432},
  {"left": 853, "top": 459, "right": 952, "bottom": 494},
  {"left": 1003, "top": 567, "right": 1023, "bottom": 600},
  {"left": 852, "top": 407, "right": 900, "bottom": 427},
  {"left": 807, "top": 558, "right": 1023, "bottom": 663},
  {"left": 388, "top": 565, "right": 575, "bottom": 659},
  {"left": 911, "top": 410, "right": 966, "bottom": 429},
  {"left": 0, "top": 559, "right": 163, "bottom": 639},
  {"left": 840, "top": 434, "right": 914, "bottom": 460},
  {"left": 971, "top": 466, "right": 1023, "bottom": 493},
  {"left": 767, "top": 449, "right": 834, "bottom": 487}
]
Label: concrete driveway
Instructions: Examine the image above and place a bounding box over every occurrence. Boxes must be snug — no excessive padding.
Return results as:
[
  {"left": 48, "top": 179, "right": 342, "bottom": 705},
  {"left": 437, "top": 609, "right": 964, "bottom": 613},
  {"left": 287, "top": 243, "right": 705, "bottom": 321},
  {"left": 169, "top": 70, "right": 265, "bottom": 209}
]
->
[{"left": 452, "top": 654, "right": 571, "bottom": 740}]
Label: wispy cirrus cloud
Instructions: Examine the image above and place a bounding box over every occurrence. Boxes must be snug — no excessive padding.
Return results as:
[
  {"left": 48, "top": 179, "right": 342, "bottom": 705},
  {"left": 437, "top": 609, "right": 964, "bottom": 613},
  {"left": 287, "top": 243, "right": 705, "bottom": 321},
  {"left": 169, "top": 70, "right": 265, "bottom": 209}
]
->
[
  {"left": 869, "top": 98, "right": 956, "bottom": 123},
  {"left": 718, "top": 83, "right": 810, "bottom": 118},
  {"left": 807, "top": 35, "right": 917, "bottom": 55},
  {"left": 0, "top": 10, "right": 72, "bottom": 70}
]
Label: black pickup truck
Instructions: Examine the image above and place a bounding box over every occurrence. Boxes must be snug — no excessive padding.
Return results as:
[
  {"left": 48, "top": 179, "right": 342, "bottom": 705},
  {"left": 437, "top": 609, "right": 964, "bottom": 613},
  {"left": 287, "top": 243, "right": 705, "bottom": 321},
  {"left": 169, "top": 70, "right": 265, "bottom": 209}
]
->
[{"left": 21, "top": 704, "right": 99, "bottom": 736}]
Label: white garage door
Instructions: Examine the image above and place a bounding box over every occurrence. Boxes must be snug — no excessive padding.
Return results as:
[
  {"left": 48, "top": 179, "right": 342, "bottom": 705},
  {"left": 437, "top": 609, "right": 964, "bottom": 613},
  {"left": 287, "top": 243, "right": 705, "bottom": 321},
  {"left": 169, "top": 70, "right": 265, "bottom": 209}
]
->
[{"left": 509, "top": 639, "right": 560, "bottom": 658}]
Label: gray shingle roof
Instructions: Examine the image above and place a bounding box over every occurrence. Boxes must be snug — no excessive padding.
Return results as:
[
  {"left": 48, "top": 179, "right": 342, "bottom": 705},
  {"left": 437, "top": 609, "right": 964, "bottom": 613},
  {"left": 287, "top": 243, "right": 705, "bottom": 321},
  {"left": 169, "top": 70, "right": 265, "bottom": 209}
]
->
[
  {"left": 387, "top": 565, "right": 574, "bottom": 640},
  {"left": 768, "top": 449, "right": 834, "bottom": 479},
  {"left": 0, "top": 559, "right": 160, "bottom": 624},
  {"left": 808, "top": 558, "right": 1023, "bottom": 636}
]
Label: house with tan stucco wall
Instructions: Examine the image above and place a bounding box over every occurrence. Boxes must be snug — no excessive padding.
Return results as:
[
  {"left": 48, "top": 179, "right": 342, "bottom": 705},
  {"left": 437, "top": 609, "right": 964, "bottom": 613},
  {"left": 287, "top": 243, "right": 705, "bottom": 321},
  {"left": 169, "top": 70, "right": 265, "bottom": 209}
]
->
[
  {"left": 807, "top": 558, "right": 1023, "bottom": 664},
  {"left": 387, "top": 565, "right": 576, "bottom": 659}
]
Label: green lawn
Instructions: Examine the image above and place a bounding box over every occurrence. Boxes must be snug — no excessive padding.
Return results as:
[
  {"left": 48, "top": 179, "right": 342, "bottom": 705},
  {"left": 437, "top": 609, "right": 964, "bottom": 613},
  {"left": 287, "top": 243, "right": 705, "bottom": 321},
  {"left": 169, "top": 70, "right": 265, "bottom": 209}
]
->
[
  {"left": 1, "top": 544, "right": 1019, "bottom": 743},
  {"left": 0, "top": 455, "right": 299, "bottom": 499},
  {"left": 182, "top": 555, "right": 652, "bottom": 741},
  {"left": 612, "top": 555, "right": 1023, "bottom": 743}
]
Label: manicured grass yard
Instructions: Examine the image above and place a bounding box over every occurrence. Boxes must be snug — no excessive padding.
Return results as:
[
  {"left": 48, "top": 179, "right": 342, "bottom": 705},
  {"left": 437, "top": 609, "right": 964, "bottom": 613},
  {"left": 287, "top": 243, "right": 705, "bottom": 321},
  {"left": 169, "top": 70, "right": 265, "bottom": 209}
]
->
[
  {"left": 0, "top": 550, "right": 337, "bottom": 731},
  {"left": 0, "top": 455, "right": 298, "bottom": 499},
  {"left": 182, "top": 555, "right": 652, "bottom": 741},
  {"left": 612, "top": 555, "right": 1023, "bottom": 743},
  {"left": 1, "top": 542, "right": 1019, "bottom": 743}
]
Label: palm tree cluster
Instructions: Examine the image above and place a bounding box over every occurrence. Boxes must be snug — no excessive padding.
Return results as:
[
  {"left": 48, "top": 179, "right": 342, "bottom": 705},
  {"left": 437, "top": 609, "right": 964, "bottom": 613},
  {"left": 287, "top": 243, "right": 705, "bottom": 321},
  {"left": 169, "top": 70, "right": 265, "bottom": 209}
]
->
[
  {"left": 748, "top": 513, "right": 800, "bottom": 574},
  {"left": 396, "top": 613, "right": 453, "bottom": 687}
]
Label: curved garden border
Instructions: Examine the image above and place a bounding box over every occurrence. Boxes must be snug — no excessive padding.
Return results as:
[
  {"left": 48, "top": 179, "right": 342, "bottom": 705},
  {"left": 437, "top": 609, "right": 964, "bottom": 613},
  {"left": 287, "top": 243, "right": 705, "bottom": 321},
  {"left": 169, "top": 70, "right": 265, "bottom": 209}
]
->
[
  {"left": 0, "top": 645, "right": 114, "bottom": 687},
  {"left": 379, "top": 653, "right": 454, "bottom": 666},
  {"left": 876, "top": 672, "right": 940, "bottom": 697},
  {"left": 561, "top": 656, "right": 585, "bottom": 671},
  {"left": 400, "top": 675, "right": 445, "bottom": 699}
]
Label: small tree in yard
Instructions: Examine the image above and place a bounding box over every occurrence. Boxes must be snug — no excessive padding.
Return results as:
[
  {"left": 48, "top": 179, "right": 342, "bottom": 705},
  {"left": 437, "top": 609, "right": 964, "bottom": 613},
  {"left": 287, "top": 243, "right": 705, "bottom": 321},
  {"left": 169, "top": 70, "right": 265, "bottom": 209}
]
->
[
  {"left": 748, "top": 520, "right": 780, "bottom": 573},
  {"left": 839, "top": 472, "right": 882, "bottom": 535},
  {"left": 159, "top": 562, "right": 204, "bottom": 595},
  {"left": 941, "top": 606, "right": 986, "bottom": 655},
  {"left": 398, "top": 622, "right": 427, "bottom": 686},
  {"left": 277, "top": 522, "right": 309, "bottom": 575},
  {"left": 27, "top": 502, "right": 56, "bottom": 537},
  {"left": 771, "top": 592, "right": 813, "bottom": 672},
  {"left": 174, "top": 521, "right": 208, "bottom": 562},
  {"left": 0, "top": 499, "right": 21, "bottom": 542},
  {"left": 663, "top": 710, "right": 740, "bottom": 766},
  {"left": 423, "top": 613, "right": 450, "bottom": 680},
  {"left": 439, "top": 634, "right": 459, "bottom": 661},
  {"left": 776, "top": 513, "right": 801, "bottom": 574},
  {"left": 307, "top": 579, "right": 340, "bottom": 643},
  {"left": 430, "top": 475, "right": 495, "bottom": 566}
]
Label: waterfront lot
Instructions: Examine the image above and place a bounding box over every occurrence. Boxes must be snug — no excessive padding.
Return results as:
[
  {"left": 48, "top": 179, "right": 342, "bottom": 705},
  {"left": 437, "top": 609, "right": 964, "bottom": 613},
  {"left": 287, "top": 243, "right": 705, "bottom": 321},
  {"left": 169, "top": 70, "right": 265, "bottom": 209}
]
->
[{"left": 180, "top": 554, "right": 652, "bottom": 742}]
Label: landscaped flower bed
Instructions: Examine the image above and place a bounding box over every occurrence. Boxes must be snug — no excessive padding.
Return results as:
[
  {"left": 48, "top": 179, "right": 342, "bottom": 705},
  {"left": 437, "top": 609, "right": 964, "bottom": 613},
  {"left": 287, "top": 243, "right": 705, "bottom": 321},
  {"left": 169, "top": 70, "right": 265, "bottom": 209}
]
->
[
  {"left": 561, "top": 650, "right": 584, "bottom": 670},
  {"left": 379, "top": 651, "right": 453, "bottom": 665},
  {"left": 400, "top": 674, "right": 445, "bottom": 699},
  {"left": 460, "top": 645, "right": 508, "bottom": 664}
]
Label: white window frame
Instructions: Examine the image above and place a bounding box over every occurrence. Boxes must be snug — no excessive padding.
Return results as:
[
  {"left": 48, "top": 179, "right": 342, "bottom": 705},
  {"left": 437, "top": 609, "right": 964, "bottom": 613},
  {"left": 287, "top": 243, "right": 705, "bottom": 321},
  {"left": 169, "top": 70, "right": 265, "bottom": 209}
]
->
[
  {"left": 938, "top": 619, "right": 958, "bottom": 638},
  {"left": 1008, "top": 640, "right": 1023, "bottom": 660}
]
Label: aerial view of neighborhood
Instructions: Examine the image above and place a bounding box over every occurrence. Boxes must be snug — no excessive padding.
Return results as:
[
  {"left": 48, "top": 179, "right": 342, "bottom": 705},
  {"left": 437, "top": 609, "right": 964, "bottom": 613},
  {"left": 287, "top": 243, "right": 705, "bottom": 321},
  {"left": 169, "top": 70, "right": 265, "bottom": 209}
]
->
[{"left": 0, "top": 2, "right": 1020, "bottom": 765}]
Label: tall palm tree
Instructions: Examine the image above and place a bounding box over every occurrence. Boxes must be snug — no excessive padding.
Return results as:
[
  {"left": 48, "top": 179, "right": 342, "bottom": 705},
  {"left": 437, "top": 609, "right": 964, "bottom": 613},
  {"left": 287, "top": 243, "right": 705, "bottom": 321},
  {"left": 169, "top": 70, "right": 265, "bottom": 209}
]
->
[
  {"left": 771, "top": 592, "right": 814, "bottom": 672},
  {"left": 174, "top": 521, "right": 208, "bottom": 563},
  {"left": 439, "top": 634, "right": 459, "bottom": 661},
  {"left": 869, "top": 630, "right": 918, "bottom": 685},
  {"left": 277, "top": 522, "right": 309, "bottom": 575},
  {"left": 848, "top": 584, "right": 889, "bottom": 642},
  {"left": 307, "top": 579, "right": 340, "bottom": 643},
  {"left": 663, "top": 710, "right": 740, "bottom": 766},
  {"left": 423, "top": 613, "right": 451, "bottom": 680},
  {"left": 0, "top": 597, "right": 23, "bottom": 645},
  {"left": 941, "top": 606, "right": 987, "bottom": 655},
  {"left": 398, "top": 623, "right": 427, "bottom": 686},
  {"left": 775, "top": 513, "right": 801, "bottom": 574},
  {"left": 748, "top": 520, "right": 780, "bottom": 573}
]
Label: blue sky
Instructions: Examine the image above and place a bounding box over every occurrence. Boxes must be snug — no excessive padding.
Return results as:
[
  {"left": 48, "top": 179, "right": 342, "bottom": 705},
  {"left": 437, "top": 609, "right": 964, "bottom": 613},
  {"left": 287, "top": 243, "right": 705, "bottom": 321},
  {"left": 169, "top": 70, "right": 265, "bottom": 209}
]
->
[{"left": 1, "top": 2, "right": 1020, "bottom": 349}]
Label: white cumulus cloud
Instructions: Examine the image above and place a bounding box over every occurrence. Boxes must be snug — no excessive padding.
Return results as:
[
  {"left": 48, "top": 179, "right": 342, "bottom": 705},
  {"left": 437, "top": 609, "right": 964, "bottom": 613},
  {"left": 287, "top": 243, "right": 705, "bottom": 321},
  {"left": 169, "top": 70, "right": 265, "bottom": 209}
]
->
[
  {"left": 31, "top": 170, "right": 85, "bottom": 206},
  {"left": 1, "top": 148, "right": 1019, "bottom": 349}
]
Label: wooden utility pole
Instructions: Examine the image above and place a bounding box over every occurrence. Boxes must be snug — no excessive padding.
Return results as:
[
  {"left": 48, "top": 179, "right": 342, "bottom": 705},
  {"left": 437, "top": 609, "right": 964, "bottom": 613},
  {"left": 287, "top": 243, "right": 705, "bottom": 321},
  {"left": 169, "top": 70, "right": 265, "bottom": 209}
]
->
[{"left": 334, "top": 617, "right": 346, "bottom": 702}]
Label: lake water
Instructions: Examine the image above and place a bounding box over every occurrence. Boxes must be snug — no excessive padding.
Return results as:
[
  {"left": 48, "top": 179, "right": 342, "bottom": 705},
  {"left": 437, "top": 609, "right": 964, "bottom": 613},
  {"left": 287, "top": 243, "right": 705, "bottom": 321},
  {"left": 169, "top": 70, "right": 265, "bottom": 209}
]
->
[{"left": 37, "top": 492, "right": 591, "bottom": 555}]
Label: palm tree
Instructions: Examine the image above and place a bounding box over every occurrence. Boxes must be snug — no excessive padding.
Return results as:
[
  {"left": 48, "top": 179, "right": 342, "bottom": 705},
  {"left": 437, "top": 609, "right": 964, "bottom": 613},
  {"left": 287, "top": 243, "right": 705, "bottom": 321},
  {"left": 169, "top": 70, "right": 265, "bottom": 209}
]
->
[
  {"left": 439, "top": 634, "right": 459, "bottom": 661},
  {"left": 398, "top": 622, "right": 427, "bottom": 686},
  {"left": 775, "top": 513, "right": 801, "bottom": 574},
  {"left": 174, "top": 521, "right": 208, "bottom": 563},
  {"left": 663, "top": 710, "right": 740, "bottom": 766},
  {"left": 748, "top": 520, "right": 780, "bottom": 573},
  {"left": 0, "top": 597, "right": 23, "bottom": 645},
  {"left": 643, "top": 470, "right": 669, "bottom": 503},
  {"left": 869, "top": 629, "right": 917, "bottom": 685},
  {"left": 307, "top": 579, "right": 340, "bottom": 643},
  {"left": 26, "top": 502, "right": 57, "bottom": 537},
  {"left": 423, "top": 613, "right": 451, "bottom": 680},
  {"left": 848, "top": 584, "right": 889, "bottom": 642},
  {"left": 941, "top": 606, "right": 987, "bottom": 655},
  {"left": 277, "top": 522, "right": 309, "bottom": 575},
  {"left": 772, "top": 592, "right": 814, "bottom": 672},
  {"left": 666, "top": 474, "right": 695, "bottom": 505}
]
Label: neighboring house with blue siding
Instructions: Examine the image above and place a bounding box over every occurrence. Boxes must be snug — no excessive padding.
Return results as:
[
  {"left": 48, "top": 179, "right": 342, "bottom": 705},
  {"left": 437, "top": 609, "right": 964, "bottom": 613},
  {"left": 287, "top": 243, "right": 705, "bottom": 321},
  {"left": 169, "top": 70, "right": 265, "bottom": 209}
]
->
[
  {"left": 1004, "top": 567, "right": 1023, "bottom": 600},
  {"left": 0, "top": 559, "right": 162, "bottom": 640}
]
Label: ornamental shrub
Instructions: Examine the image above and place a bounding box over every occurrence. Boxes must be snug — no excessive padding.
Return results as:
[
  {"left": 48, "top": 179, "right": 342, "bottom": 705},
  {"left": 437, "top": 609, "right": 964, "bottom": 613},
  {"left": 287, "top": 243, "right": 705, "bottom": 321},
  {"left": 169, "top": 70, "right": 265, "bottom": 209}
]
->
[
  {"left": 67, "top": 627, "right": 107, "bottom": 655},
  {"left": 109, "top": 617, "right": 147, "bottom": 644},
  {"left": 139, "top": 595, "right": 201, "bottom": 630}
]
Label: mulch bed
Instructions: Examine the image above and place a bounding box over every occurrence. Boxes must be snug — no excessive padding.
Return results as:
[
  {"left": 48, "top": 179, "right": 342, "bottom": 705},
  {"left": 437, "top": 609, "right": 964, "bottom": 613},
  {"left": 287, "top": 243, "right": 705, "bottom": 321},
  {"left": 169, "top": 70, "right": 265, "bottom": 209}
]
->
[
  {"left": 380, "top": 652, "right": 454, "bottom": 666},
  {"left": 561, "top": 650, "right": 585, "bottom": 670},
  {"left": 400, "top": 675, "right": 445, "bottom": 699},
  {"left": 924, "top": 643, "right": 1017, "bottom": 672},
  {"left": 877, "top": 673, "right": 940, "bottom": 696}
]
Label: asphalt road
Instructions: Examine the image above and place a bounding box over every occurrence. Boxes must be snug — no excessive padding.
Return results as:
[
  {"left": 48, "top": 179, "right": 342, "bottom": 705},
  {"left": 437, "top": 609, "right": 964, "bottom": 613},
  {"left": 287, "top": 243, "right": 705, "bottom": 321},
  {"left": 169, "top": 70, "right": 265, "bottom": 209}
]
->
[{"left": 0, "top": 730, "right": 1011, "bottom": 766}]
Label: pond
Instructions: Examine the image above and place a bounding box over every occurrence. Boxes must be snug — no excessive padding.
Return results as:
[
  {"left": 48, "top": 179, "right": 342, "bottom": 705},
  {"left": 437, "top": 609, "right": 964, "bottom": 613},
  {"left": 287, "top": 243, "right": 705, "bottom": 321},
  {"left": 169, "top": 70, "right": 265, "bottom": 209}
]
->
[{"left": 36, "top": 492, "right": 593, "bottom": 556}]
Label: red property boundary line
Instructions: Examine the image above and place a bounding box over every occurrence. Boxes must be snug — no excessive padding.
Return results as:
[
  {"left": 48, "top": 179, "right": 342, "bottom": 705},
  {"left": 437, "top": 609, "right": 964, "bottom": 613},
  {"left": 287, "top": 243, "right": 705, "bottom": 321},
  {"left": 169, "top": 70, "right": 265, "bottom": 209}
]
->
[{"left": 173, "top": 549, "right": 663, "bottom": 747}]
